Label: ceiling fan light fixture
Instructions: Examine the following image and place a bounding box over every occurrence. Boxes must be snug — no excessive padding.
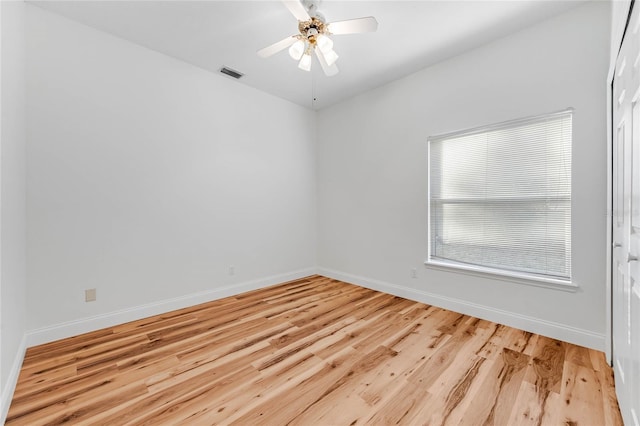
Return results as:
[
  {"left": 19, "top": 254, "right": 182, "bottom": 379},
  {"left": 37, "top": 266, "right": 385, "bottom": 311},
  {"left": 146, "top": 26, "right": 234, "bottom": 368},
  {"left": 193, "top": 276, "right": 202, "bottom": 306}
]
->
[
  {"left": 298, "top": 53, "right": 312, "bottom": 71},
  {"left": 258, "top": 0, "right": 378, "bottom": 77},
  {"left": 323, "top": 49, "right": 339, "bottom": 66},
  {"left": 288, "top": 39, "right": 305, "bottom": 60},
  {"left": 316, "top": 34, "right": 333, "bottom": 54}
]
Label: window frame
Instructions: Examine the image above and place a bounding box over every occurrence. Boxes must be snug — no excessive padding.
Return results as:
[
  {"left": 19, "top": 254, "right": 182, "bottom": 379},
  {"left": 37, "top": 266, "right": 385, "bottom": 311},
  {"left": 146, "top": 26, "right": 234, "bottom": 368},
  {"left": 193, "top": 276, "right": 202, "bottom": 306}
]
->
[{"left": 425, "top": 109, "right": 577, "bottom": 290}]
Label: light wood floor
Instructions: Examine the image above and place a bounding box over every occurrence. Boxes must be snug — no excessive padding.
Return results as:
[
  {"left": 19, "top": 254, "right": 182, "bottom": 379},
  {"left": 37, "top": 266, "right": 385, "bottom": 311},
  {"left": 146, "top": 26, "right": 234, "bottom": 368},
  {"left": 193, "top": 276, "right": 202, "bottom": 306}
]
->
[{"left": 7, "top": 275, "right": 622, "bottom": 425}]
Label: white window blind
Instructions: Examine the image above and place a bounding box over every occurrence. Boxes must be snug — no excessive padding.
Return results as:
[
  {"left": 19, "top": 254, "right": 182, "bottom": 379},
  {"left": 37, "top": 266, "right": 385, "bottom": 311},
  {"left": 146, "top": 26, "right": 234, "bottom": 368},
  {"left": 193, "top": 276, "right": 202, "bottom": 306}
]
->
[{"left": 428, "top": 109, "right": 572, "bottom": 282}]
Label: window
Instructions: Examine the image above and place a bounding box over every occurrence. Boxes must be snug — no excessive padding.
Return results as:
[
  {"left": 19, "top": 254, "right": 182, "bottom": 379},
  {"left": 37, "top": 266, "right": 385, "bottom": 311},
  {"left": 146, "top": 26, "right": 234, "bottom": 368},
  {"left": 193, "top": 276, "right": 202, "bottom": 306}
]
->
[{"left": 427, "top": 109, "right": 572, "bottom": 284}]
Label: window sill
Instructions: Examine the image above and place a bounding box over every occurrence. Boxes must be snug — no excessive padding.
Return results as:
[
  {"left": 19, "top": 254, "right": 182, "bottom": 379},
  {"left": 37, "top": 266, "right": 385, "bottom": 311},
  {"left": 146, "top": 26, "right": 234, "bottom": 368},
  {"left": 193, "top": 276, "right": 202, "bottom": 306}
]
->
[{"left": 424, "top": 259, "right": 578, "bottom": 292}]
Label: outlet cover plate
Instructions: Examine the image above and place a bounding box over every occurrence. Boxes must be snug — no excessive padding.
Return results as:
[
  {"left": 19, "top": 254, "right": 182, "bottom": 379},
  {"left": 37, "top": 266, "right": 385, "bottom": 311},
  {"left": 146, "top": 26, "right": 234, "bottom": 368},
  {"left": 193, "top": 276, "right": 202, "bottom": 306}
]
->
[{"left": 85, "top": 288, "right": 96, "bottom": 302}]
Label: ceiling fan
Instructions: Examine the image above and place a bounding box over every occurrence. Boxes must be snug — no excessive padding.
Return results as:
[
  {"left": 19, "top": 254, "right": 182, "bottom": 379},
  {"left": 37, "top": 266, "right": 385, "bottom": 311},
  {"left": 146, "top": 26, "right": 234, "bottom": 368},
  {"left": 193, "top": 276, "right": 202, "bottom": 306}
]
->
[{"left": 257, "top": 0, "right": 378, "bottom": 76}]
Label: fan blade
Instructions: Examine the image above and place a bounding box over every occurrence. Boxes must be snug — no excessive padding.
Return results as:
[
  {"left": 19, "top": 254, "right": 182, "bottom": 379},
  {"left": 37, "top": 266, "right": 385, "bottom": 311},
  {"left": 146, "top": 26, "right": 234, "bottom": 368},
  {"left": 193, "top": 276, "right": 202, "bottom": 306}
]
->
[
  {"left": 282, "top": 0, "right": 310, "bottom": 21},
  {"left": 327, "top": 17, "right": 378, "bottom": 35},
  {"left": 257, "top": 36, "right": 298, "bottom": 58},
  {"left": 314, "top": 47, "right": 339, "bottom": 77}
]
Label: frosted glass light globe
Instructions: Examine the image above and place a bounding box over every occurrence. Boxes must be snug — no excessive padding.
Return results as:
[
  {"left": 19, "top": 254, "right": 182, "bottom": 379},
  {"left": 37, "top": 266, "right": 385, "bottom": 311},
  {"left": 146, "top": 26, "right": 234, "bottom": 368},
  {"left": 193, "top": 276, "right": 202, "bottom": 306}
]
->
[{"left": 288, "top": 40, "right": 305, "bottom": 60}]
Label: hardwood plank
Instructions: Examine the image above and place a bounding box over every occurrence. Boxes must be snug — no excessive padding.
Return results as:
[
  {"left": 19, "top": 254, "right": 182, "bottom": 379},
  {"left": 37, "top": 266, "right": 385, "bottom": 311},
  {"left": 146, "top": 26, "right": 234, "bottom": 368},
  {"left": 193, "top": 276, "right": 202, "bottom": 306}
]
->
[
  {"left": 405, "top": 327, "right": 498, "bottom": 425},
  {"left": 6, "top": 275, "right": 623, "bottom": 425},
  {"left": 363, "top": 379, "right": 431, "bottom": 424},
  {"left": 284, "top": 345, "right": 400, "bottom": 425},
  {"left": 227, "top": 346, "right": 361, "bottom": 424},
  {"left": 592, "top": 351, "right": 624, "bottom": 426},
  {"left": 460, "top": 348, "right": 529, "bottom": 425},
  {"left": 408, "top": 356, "right": 489, "bottom": 425},
  {"left": 557, "top": 361, "right": 606, "bottom": 425},
  {"left": 508, "top": 379, "right": 563, "bottom": 425}
]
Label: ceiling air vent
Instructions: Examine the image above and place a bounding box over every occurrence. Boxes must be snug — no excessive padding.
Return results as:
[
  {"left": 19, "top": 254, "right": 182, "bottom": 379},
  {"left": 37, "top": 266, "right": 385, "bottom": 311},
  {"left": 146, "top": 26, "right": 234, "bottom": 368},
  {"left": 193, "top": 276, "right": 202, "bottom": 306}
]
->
[{"left": 220, "top": 67, "right": 244, "bottom": 79}]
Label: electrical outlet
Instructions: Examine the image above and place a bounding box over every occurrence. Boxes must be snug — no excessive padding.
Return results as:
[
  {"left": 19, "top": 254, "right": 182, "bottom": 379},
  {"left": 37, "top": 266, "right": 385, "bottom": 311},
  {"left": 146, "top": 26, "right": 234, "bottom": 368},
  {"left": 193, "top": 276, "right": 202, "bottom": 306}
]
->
[
  {"left": 411, "top": 268, "right": 417, "bottom": 278},
  {"left": 229, "top": 265, "right": 235, "bottom": 276},
  {"left": 85, "top": 288, "right": 96, "bottom": 302}
]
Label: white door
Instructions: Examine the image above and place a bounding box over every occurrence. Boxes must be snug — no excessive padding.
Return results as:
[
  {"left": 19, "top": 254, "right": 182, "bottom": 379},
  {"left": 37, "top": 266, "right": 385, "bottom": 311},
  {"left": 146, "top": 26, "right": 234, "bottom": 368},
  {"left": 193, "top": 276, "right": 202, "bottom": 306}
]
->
[{"left": 612, "top": 5, "right": 640, "bottom": 425}]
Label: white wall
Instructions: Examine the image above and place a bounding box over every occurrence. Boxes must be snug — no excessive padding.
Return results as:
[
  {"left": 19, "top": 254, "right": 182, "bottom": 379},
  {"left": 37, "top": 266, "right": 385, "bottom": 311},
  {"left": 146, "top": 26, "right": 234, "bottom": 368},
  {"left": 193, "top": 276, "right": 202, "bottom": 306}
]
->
[
  {"left": 25, "top": 6, "right": 316, "bottom": 337},
  {"left": 317, "top": 2, "right": 610, "bottom": 350},
  {"left": 1, "top": 0, "right": 28, "bottom": 419}
]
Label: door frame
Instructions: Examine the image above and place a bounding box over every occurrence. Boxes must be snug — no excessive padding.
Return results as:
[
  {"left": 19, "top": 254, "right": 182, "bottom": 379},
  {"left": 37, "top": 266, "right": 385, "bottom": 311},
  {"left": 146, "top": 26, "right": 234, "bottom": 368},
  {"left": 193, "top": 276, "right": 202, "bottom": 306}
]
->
[{"left": 608, "top": 0, "right": 634, "bottom": 364}]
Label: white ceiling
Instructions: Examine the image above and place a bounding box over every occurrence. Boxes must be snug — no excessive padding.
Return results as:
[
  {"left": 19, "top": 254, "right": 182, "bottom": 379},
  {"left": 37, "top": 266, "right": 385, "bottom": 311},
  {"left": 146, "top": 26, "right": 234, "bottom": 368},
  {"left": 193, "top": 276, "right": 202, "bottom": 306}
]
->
[{"left": 31, "top": 0, "right": 584, "bottom": 110}]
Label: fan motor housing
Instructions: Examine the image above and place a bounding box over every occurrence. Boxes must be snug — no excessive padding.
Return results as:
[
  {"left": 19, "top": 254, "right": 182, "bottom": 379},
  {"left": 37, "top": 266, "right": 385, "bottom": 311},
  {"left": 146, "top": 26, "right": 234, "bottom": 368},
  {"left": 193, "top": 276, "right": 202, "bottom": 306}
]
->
[{"left": 298, "top": 17, "right": 326, "bottom": 44}]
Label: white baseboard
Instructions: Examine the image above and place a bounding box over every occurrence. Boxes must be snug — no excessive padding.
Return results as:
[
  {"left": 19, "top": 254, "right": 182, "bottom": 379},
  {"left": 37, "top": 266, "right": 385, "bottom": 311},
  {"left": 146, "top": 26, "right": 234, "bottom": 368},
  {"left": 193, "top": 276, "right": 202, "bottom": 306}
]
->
[
  {"left": 26, "top": 268, "right": 317, "bottom": 347},
  {"left": 318, "top": 267, "right": 605, "bottom": 351},
  {"left": 1, "top": 334, "right": 27, "bottom": 424}
]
